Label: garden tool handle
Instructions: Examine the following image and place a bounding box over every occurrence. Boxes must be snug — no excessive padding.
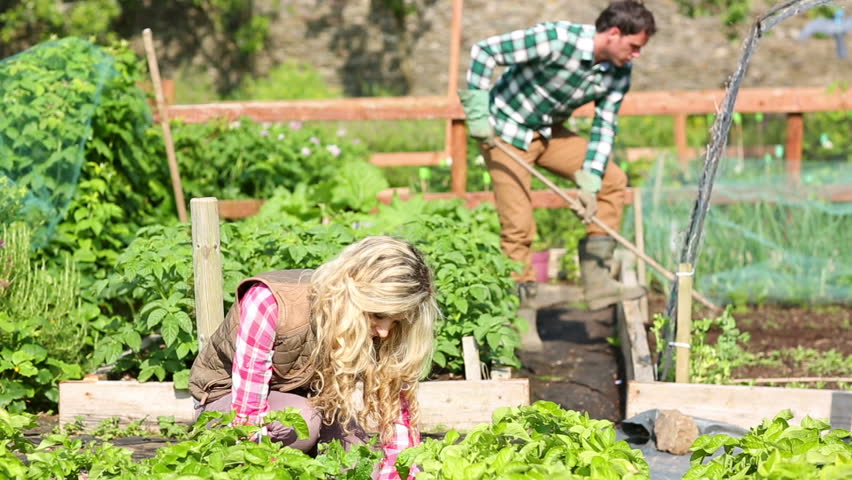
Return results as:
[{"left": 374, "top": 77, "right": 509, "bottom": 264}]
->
[{"left": 492, "top": 141, "right": 720, "bottom": 312}]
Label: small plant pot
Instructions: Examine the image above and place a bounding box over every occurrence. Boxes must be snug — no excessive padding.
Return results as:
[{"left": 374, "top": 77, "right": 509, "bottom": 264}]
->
[{"left": 531, "top": 250, "right": 550, "bottom": 283}]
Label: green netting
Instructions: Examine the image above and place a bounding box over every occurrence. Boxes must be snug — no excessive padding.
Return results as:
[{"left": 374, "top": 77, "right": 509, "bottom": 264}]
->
[
  {"left": 0, "top": 38, "right": 115, "bottom": 246},
  {"left": 624, "top": 155, "right": 852, "bottom": 305}
]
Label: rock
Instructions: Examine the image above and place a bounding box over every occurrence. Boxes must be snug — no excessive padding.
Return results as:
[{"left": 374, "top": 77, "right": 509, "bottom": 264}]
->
[{"left": 654, "top": 409, "right": 699, "bottom": 455}]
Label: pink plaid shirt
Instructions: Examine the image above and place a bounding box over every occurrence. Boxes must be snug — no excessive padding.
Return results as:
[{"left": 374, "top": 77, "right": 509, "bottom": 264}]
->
[{"left": 233, "top": 282, "right": 417, "bottom": 479}]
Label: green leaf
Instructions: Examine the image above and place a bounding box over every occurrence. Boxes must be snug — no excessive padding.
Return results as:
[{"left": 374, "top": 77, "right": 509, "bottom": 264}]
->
[{"left": 161, "top": 318, "right": 180, "bottom": 347}]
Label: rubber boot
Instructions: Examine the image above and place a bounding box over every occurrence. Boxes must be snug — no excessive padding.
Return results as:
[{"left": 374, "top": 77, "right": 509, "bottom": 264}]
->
[
  {"left": 515, "top": 282, "right": 543, "bottom": 351},
  {"left": 579, "top": 236, "right": 646, "bottom": 310}
]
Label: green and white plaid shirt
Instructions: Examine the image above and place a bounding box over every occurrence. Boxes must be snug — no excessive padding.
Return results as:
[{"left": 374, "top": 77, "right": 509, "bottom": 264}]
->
[{"left": 466, "top": 21, "right": 632, "bottom": 177}]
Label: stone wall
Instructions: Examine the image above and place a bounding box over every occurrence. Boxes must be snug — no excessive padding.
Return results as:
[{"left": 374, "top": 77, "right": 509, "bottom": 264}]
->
[{"left": 251, "top": 0, "right": 851, "bottom": 96}]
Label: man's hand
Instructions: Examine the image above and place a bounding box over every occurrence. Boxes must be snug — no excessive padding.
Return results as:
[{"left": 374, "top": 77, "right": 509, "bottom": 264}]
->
[
  {"left": 458, "top": 89, "right": 494, "bottom": 144},
  {"left": 573, "top": 169, "right": 602, "bottom": 224}
]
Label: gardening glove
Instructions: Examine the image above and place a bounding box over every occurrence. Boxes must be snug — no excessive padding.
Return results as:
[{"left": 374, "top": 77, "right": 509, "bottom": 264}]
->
[
  {"left": 573, "top": 169, "right": 602, "bottom": 224},
  {"left": 264, "top": 421, "right": 298, "bottom": 444},
  {"left": 458, "top": 89, "right": 495, "bottom": 145}
]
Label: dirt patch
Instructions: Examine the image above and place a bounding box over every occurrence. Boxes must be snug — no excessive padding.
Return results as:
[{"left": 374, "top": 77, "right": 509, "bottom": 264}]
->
[
  {"left": 646, "top": 291, "right": 852, "bottom": 389},
  {"left": 518, "top": 305, "right": 624, "bottom": 423}
]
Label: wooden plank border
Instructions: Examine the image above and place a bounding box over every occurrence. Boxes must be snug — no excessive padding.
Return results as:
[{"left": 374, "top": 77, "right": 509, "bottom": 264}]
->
[
  {"left": 58, "top": 378, "right": 529, "bottom": 432},
  {"left": 617, "top": 260, "right": 852, "bottom": 431},
  {"left": 626, "top": 381, "right": 852, "bottom": 430}
]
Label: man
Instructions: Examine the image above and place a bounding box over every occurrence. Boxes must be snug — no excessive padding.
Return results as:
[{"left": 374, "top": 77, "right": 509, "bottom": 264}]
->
[{"left": 459, "top": 0, "right": 654, "bottom": 310}]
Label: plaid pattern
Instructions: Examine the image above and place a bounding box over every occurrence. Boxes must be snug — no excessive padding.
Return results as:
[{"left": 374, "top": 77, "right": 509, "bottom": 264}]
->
[
  {"left": 231, "top": 282, "right": 278, "bottom": 426},
  {"left": 466, "top": 21, "right": 632, "bottom": 177},
  {"left": 375, "top": 396, "right": 419, "bottom": 480},
  {"left": 232, "top": 283, "right": 419, "bottom": 476}
]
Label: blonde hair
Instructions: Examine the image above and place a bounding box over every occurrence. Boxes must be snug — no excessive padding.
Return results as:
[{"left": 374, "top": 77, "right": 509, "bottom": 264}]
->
[{"left": 308, "top": 235, "right": 438, "bottom": 444}]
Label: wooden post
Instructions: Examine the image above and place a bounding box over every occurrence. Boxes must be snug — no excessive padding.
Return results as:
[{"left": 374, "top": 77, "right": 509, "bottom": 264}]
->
[
  {"left": 633, "top": 188, "right": 649, "bottom": 321},
  {"left": 674, "top": 114, "right": 689, "bottom": 168},
  {"left": 462, "top": 336, "right": 482, "bottom": 380},
  {"left": 450, "top": 119, "right": 468, "bottom": 194},
  {"left": 143, "top": 28, "right": 188, "bottom": 223},
  {"left": 675, "top": 263, "right": 694, "bottom": 383},
  {"left": 785, "top": 113, "right": 804, "bottom": 183},
  {"left": 191, "top": 198, "right": 225, "bottom": 352},
  {"left": 448, "top": 0, "right": 468, "bottom": 195},
  {"left": 445, "top": 0, "right": 463, "bottom": 155}
]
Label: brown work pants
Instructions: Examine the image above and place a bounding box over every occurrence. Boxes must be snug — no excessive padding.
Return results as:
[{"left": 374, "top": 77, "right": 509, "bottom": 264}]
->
[{"left": 482, "top": 125, "right": 627, "bottom": 283}]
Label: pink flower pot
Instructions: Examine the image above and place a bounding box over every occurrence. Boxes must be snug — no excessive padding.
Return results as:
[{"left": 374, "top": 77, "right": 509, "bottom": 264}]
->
[{"left": 531, "top": 250, "right": 550, "bottom": 283}]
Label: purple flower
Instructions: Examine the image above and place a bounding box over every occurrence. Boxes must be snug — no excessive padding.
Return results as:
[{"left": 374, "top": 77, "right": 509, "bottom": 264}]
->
[
  {"left": 326, "top": 144, "right": 341, "bottom": 157},
  {"left": 289, "top": 121, "right": 303, "bottom": 130},
  {"left": 0, "top": 239, "right": 5, "bottom": 248},
  {"left": 309, "top": 136, "right": 321, "bottom": 145},
  {"left": 259, "top": 129, "right": 269, "bottom": 137},
  {"left": 300, "top": 147, "right": 312, "bottom": 156}
]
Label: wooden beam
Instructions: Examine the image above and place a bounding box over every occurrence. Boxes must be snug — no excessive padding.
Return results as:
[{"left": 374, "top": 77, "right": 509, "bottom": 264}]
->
[
  {"left": 218, "top": 199, "right": 266, "bottom": 219},
  {"left": 369, "top": 151, "right": 446, "bottom": 167},
  {"left": 165, "top": 96, "right": 465, "bottom": 123},
  {"left": 617, "top": 267, "right": 655, "bottom": 383},
  {"left": 785, "top": 113, "right": 804, "bottom": 182},
  {"left": 59, "top": 380, "right": 195, "bottom": 428},
  {"left": 450, "top": 119, "right": 468, "bottom": 194},
  {"left": 59, "top": 379, "right": 530, "bottom": 432},
  {"left": 418, "top": 379, "right": 529, "bottom": 432},
  {"left": 161, "top": 88, "right": 852, "bottom": 124},
  {"left": 587, "top": 87, "right": 852, "bottom": 117},
  {"left": 222, "top": 183, "right": 852, "bottom": 220},
  {"left": 626, "top": 380, "right": 852, "bottom": 430}
]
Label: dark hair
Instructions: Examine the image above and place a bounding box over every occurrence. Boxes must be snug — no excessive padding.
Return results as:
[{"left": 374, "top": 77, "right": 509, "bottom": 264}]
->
[{"left": 595, "top": 0, "right": 657, "bottom": 36}]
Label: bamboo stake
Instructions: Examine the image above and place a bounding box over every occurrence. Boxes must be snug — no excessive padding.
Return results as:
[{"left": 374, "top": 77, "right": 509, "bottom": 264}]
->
[
  {"left": 633, "top": 187, "right": 649, "bottom": 321},
  {"left": 191, "top": 198, "right": 224, "bottom": 352},
  {"left": 674, "top": 263, "right": 694, "bottom": 383},
  {"left": 493, "top": 141, "right": 720, "bottom": 311},
  {"left": 143, "top": 28, "right": 187, "bottom": 223}
]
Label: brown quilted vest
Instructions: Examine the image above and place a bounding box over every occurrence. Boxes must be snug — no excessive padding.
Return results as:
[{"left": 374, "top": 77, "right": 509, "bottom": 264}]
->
[{"left": 188, "top": 269, "right": 317, "bottom": 405}]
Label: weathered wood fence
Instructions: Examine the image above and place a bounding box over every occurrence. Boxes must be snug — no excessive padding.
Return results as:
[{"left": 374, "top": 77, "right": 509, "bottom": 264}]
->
[{"left": 150, "top": 0, "right": 851, "bottom": 218}]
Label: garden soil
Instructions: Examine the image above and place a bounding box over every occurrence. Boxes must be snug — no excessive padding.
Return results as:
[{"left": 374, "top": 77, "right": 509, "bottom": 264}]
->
[{"left": 645, "top": 291, "right": 852, "bottom": 387}]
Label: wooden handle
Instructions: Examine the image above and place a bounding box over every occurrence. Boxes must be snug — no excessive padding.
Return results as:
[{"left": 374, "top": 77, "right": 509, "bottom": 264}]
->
[{"left": 143, "top": 28, "right": 188, "bottom": 223}]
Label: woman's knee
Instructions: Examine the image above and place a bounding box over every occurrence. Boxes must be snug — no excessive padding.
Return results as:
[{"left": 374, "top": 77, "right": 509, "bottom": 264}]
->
[{"left": 267, "top": 391, "right": 322, "bottom": 451}]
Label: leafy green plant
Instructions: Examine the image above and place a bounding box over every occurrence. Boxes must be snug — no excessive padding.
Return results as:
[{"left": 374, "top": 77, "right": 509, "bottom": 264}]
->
[
  {"left": 685, "top": 410, "right": 852, "bottom": 479},
  {"left": 651, "top": 307, "right": 753, "bottom": 384},
  {"left": 0, "top": 223, "right": 84, "bottom": 413},
  {"left": 0, "top": 177, "right": 26, "bottom": 227},
  {"left": 397, "top": 401, "right": 650, "bottom": 479},
  {"left": 96, "top": 195, "right": 523, "bottom": 381},
  {"left": 231, "top": 60, "right": 341, "bottom": 100},
  {"left": 0, "top": 407, "right": 383, "bottom": 479}
]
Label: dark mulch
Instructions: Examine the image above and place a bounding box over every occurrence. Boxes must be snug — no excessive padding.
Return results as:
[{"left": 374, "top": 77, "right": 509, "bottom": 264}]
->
[{"left": 517, "top": 305, "right": 624, "bottom": 423}]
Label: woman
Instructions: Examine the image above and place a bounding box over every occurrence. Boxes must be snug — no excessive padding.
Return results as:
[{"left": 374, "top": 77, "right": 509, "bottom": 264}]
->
[{"left": 188, "top": 236, "right": 439, "bottom": 477}]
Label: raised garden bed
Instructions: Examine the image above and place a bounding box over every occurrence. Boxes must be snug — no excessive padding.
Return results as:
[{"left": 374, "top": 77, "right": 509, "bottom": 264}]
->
[{"left": 618, "top": 267, "right": 852, "bottom": 430}]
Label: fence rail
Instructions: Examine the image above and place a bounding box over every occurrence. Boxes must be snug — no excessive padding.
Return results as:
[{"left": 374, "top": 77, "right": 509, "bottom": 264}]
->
[{"left": 160, "top": 86, "right": 852, "bottom": 204}]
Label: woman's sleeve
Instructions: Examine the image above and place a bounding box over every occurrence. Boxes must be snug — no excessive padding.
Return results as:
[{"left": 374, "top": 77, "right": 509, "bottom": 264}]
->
[
  {"left": 231, "top": 282, "right": 278, "bottom": 425},
  {"left": 374, "top": 395, "right": 419, "bottom": 480}
]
